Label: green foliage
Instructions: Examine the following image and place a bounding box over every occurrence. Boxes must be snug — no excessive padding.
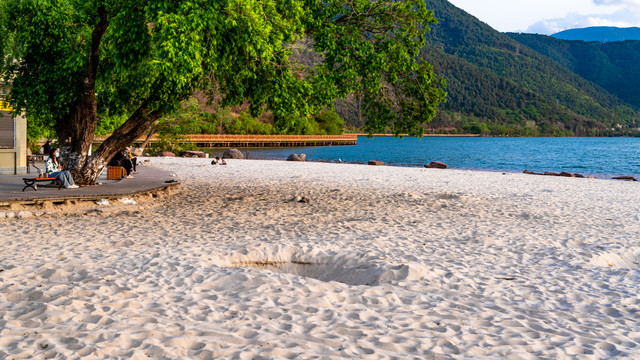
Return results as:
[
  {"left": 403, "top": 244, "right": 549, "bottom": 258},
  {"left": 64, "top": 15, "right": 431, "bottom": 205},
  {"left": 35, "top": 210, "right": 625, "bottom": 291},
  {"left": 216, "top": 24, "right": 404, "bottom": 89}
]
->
[
  {"left": 95, "top": 114, "right": 126, "bottom": 136},
  {"left": 226, "top": 112, "right": 273, "bottom": 135},
  {"left": 314, "top": 111, "right": 345, "bottom": 135},
  {"left": 157, "top": 98, "right": 203, "bottom": 137},
  {"left": 463, "top": 122, "right": 488, "bottom": 135},
  {"left": 308, "top": 0, "right": 446, "bottom": 136},
  {"left": 26, "top": 119, "right": 54, "bottom": 144},
  {"left": 273, "top": 114, "right": 314, "bottom": 135},
  {"left": 0, "top": 0, "right": 446, "bottom": 176},
  {"left": 1, "top": 0, "right": 87, "bottom": 125},
  {"left": 153, "top": 99, "right": 276, "bottom": 136}
]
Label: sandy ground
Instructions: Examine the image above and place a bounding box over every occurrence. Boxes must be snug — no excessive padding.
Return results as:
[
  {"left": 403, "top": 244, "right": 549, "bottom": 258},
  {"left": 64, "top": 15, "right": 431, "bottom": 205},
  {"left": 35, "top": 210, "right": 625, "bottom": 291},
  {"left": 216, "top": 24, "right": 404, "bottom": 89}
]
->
[{"left": 1, "top": 157, "right": 639, "bottom": 359}]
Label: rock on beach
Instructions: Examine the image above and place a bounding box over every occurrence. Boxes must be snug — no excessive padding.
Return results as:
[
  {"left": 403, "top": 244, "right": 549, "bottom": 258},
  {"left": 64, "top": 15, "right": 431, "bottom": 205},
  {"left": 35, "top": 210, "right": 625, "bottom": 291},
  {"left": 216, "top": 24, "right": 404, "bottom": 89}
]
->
[
  {"left": 524, "top": 170, "right": 585, "bottom": 178},
  {"left": 184, "top": 150, "right": 206, "bottom": 158},
  {"left": 223, "top": 148, "right": 245, "bottom": 159},
  {"left": 287, "top": 154, "right": 307, "bottom": 162},
  {"left": 424, "top": 161, "right": 448, "bottom": 169},
  {"left": 612, "top": 176, "right": 637, "bottom": 181}
]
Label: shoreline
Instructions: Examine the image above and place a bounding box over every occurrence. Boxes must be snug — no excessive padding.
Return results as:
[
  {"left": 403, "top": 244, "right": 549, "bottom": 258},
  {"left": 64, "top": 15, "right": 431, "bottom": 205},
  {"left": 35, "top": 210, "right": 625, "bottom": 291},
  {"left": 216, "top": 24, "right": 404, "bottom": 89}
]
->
[
  {"left": 226, "top": 155, "right": 637, "bottom": 181},
  {"left": 207, "top": 136, "right": 640, "bottom": 181}
]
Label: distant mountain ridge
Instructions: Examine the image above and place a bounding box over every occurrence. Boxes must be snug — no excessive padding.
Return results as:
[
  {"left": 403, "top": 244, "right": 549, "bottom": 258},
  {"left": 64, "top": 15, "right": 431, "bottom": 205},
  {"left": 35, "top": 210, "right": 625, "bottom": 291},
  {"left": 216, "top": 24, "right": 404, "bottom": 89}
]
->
[{"left": 552, "top": 27, "right": 640, "bottom": 42}]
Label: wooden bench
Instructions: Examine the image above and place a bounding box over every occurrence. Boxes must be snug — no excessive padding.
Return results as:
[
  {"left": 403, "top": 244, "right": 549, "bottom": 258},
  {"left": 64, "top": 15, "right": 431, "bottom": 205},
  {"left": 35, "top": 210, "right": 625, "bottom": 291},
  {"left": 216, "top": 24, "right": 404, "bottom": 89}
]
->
[
  {"left": 22, "top": 177, "right": 63, "bottom": 191},
  {"left": 107, "top": 166, "right": 126, "bottom": 180}
]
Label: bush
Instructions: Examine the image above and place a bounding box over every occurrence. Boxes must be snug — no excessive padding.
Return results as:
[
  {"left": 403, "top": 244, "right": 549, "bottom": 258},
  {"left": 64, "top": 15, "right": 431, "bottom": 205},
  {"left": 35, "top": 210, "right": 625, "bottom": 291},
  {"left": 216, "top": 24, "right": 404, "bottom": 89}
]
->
[
  {"left": 273, "top": 114, "right": 314, "bottom": 134},
  {"left": 29, "top": 142, "right": 43, "bottom": 155},
  {"left": 199, "top": 112, "right": 222, "bottom": 134},
  {"left": 463, "top": 122, "right": 488, "bottom": 135},
  {"left": 314, "top": 111, "right": 345, "bottom": 135},
  {"left": 147, "top": 132, "right": 199, "bottom": 156},
  {"left": 226, "top": 112, "right": 273, "bottom": 135},
  {"left": 273, "top": 111, "right": 345, "bottom": 135}
]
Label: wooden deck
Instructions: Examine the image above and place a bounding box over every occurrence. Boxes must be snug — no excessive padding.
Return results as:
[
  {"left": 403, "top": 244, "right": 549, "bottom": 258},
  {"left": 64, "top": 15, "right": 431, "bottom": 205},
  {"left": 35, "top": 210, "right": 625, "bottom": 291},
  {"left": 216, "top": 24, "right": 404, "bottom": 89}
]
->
[
  {"left": 0, "top": 163, "right": 180, "bottom": 206},
  {"left": 94, "top": 134, "right": 358, "bottom": 148}
]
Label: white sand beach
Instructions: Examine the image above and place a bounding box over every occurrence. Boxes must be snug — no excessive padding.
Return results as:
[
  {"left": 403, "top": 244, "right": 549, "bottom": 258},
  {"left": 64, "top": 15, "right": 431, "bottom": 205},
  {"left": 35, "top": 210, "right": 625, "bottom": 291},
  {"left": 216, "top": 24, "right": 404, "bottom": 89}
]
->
[{"left": 1, "top": 158, "right": 639, "bottom": 359}]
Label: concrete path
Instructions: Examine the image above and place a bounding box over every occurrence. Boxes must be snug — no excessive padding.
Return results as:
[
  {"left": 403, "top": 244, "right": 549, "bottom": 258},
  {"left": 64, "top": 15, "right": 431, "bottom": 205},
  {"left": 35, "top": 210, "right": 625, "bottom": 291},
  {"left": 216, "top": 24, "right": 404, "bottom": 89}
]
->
[{"left": 0, "top": 160, "right": 180, "bottom": 205}]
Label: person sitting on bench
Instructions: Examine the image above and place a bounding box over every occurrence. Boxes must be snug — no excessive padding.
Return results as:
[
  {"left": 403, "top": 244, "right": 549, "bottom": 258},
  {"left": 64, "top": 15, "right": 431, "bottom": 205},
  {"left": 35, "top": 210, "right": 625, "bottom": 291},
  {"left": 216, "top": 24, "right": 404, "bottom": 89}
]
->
[
  {"left": 109, "top": 149, "right": 134, "bottom": 178},
  {"left": 45, "top": 148, "right": 79, "bottom": 189},
  {"left": 124, "top": 146, "right": 138, "bottom": 174}
]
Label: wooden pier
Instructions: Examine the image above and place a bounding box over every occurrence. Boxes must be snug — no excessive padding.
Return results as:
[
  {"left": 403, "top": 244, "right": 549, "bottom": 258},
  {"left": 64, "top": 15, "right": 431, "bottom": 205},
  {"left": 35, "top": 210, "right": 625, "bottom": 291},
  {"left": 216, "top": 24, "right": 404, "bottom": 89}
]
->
[{"left": 94, "top": 134, "right": 358, "bottom": 148}]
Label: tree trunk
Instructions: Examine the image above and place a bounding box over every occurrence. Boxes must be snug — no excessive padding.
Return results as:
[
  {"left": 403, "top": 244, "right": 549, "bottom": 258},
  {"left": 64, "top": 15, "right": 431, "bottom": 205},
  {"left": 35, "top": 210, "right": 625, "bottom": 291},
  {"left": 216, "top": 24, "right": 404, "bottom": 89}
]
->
[
  {"left": 56, "top": 5, "right": 108, "bottom": 184},
  {"left": 139, "top": 123, "right": 159, "bottom": 151},
  {"left": 73, "top": 106, "right": 164, "bottom": 185},
  {"left": 56, "top": 98, "right": 100, "bottom": 179},
  {"left": 357, "top": 94, "right": 364, "bottom": 127}
]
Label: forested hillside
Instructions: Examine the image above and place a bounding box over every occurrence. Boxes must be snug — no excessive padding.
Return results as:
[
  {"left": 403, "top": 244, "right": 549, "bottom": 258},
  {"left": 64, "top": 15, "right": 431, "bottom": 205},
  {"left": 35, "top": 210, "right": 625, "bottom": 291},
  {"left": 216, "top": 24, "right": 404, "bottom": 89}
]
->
[
  {"left": 508, "top": 33, "right": 640, "bottom": 109},
  {"left": 338, "top": 0, "right": 639, "bottom": 136}
]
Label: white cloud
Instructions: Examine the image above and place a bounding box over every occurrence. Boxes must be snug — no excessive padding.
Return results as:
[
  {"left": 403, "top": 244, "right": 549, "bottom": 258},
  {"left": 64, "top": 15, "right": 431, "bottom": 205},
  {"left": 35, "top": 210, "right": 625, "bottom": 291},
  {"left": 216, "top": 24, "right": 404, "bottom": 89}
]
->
[
  {"left": 526, "top": 2, "right": 640, "bottom": 34},
  {"left": 593, "top": 0, "right": 640, "bottom": 7},
  {"left": 527, "top": 13, "right": 639, "bottom": 34},
  {"left": 447, "top": 0, "right": 640, "bottom": 34}
]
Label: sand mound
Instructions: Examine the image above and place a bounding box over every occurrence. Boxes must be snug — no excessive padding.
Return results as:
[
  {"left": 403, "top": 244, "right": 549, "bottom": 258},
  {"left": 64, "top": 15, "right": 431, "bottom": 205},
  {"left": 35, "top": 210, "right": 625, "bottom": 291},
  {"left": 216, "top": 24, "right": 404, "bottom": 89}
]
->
[
  {"left": 590, "top": 248, "right": 640, "bottom": 269},
  {"left": 226, "top": 249, "right": 413, "bottom": 286}
]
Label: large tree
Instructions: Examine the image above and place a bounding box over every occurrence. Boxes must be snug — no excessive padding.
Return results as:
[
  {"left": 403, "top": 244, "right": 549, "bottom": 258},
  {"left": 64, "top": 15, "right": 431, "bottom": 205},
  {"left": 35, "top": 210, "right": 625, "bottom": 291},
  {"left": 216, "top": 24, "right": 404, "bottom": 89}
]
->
[{"left": 0, "top": 0, "right": 446, "bottom": 184}]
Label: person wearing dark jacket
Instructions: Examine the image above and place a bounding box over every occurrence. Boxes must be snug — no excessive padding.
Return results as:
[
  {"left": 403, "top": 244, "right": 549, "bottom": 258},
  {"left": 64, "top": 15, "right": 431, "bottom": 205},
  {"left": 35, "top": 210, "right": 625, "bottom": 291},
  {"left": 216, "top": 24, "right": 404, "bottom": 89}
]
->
[
  {"left": 42, "top": 140, "right": 52, "bottom": 156},
  {"left": 109, "top": 150, "right": 134, "bottom": 178}
]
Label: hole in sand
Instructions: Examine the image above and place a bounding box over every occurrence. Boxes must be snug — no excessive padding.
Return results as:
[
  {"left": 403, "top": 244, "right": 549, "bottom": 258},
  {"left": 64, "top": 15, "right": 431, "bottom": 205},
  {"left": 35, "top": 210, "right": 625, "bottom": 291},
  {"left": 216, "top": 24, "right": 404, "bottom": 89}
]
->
[{"left": 230, "top": 259, "right": 410, "bottom": 286}]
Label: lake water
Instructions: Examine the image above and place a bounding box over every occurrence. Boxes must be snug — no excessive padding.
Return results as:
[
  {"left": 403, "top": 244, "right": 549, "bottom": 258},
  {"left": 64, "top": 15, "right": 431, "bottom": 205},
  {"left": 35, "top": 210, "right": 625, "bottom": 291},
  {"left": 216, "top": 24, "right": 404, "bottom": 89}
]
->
[{"left": 215, "top": 136, "right": 640, "bottom": 179}]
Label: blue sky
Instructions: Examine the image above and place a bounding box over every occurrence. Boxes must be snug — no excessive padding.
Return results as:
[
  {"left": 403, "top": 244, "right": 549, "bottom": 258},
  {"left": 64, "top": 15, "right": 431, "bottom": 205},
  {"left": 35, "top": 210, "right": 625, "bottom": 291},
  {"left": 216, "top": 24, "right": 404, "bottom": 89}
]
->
[{"left": 447, "top": 0, "right": 640, "bottom": 34}]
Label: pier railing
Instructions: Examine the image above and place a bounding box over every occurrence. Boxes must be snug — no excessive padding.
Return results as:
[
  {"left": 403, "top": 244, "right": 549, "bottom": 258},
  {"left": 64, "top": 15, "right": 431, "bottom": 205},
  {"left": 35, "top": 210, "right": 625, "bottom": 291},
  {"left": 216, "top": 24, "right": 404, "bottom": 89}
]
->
[{"left": 94, "top": 134, "right": 358, "bottom": 148}]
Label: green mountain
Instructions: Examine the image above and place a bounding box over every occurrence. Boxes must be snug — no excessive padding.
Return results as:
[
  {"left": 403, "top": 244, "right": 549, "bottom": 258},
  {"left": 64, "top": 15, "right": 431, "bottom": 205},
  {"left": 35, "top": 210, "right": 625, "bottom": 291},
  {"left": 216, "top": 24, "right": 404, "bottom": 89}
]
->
[
  {"left": 552, "top": 27, "right": 640, "bottom": 42},
  {"left": 507, "top": 33, "right": 640, "bottom": 108},
  {"left": 418, "top": 0, "right": 638, "bottom": 136},
  {"left": 338, "top": 0, "right": 639, "bottom": 136}
]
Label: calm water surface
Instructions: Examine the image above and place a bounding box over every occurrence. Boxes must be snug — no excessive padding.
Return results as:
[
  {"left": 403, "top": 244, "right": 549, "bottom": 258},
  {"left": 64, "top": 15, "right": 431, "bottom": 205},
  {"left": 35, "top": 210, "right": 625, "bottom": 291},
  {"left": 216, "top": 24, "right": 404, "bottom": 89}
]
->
[{"left": 215, "top": 136, "right": 640, "bottom": 179}]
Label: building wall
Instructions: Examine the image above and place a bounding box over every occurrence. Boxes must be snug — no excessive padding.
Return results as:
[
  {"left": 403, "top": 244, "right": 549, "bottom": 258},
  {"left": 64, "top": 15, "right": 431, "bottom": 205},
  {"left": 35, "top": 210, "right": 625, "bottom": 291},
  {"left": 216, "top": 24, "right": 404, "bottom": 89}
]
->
[
  {"left": 0, "top": 84, "right": 27, "bottom": 175},
  {"left": 15, "top": 111, "right": 27, "bottom": 174}
]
